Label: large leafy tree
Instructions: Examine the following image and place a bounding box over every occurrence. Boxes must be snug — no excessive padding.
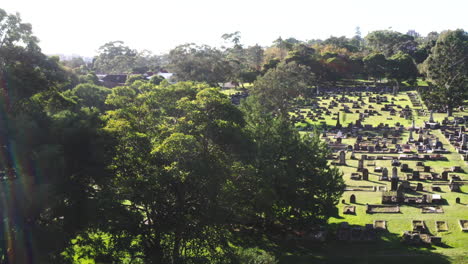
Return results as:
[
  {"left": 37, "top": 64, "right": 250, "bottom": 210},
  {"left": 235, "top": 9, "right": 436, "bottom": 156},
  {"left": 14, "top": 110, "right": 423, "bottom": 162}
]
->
[
  {"left": 386, "top": 52, "right": 418, "bottom": 92},
  {"left": 84, "top": 80, "right": 345, "bottom": 264},
  {"left": 366, "top": 30, "right": 417, "bottom": 57},
  {"left": 422, "top": 29, "right": 468, "bottom": 116},
  {"left": 0, "top": 9, "right": 113, "bottom": 263},
  {"left": 168, "top": 44, "right": 232, "bottom": 86},
  {"left": 363, "top": 53, "right": 388, "bottom": 85},
  {"left": 93, "top": 41, "right": 138, "bottom": 74},
  {"left": 252, "top": 62, "right": 314, "bottom": 115},
  {"left": 239, "top": 97, "right": 344, "bottom": 228},
  {"left": 100, "top": 82, "right": 249, "bottom": 263}
]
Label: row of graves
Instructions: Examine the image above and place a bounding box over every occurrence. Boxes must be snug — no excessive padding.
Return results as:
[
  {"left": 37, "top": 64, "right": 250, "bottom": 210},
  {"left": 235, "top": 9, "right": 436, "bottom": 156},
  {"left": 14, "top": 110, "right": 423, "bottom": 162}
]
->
[
  {"left": 291, "top": 90, "right": 467, "bottom": 247},
  {"left": 326, "top": 127, "right": 449, "bottom": 160},
  {"left": 329, "top": 111, "right": 467, "bottom": 246},
  {"left": 441, "top": 125, "right": 468, "bottom": 163},
  {"left": 289, "top": 91, "right": 414, "bottom": 129}
]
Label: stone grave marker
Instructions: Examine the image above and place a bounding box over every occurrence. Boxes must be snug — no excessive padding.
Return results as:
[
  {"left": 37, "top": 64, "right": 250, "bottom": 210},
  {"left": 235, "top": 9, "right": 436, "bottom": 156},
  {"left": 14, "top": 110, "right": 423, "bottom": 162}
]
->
[
  {"left": 441, "top": 171, "right": 448, "bottom": 181},
  {"left": 381, "top": 168, "right": 388, "bottom": 180},
  {"left": 416, "top": 183, "right": 424, "bottom": 191},
  {"left": 357, "top": 160, "right": 364, "bottom": 172},
  {"left": 392, "top": 167, "right": 398, "bottom": 178},
  {"left": 362, "top": 168, "right": 369, "bottom": 181},
  {"left": 339, "top": 150, "right": 346, "bottom": 165},
  {"left": 350, "top": 194, "right": 356, "bottom": 204}
]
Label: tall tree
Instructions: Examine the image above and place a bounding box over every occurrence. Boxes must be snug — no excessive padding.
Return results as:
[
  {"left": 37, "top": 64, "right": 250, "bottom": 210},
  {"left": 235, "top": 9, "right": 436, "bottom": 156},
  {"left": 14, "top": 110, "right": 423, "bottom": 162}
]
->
[
  {"left": 93, "top": 41, "right": 137, "bottom": 74},
  {"left": 422, "top": 29, "right": 468, "bottom": 116},
  {"left": 363, "top": 53, "right": 388, "bottom": 85},
  {"left": 168, "top": 44, "right": 232, "bottom": 86},
  {"left": 365, "top": 30, "right": 417, "bottom": 57},
  {"left": 386, "top": 52, "right": 418, "bottom": 92},
  {"left": 252, "top": 62, "right": 314, "bottom": 115}
]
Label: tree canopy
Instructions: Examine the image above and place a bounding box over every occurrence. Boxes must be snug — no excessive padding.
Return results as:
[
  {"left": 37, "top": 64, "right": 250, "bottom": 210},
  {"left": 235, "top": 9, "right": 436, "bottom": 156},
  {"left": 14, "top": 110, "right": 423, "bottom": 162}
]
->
[{"left": 422, "top": 29, "right": 468, "bottom": 115}]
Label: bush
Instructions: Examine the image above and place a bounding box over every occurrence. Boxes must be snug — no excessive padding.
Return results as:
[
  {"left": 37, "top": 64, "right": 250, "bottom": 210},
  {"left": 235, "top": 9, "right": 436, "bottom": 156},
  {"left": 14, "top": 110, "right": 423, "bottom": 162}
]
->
[{"left": 235, "top": 248, "right": 278, "bottom": 264}]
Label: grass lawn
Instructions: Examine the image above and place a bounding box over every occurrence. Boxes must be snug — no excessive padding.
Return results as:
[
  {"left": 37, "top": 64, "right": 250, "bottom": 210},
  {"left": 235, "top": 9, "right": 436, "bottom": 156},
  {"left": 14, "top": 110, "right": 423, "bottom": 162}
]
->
[{"left": 286, "top": 91, "right": 468, "bottom": 264}]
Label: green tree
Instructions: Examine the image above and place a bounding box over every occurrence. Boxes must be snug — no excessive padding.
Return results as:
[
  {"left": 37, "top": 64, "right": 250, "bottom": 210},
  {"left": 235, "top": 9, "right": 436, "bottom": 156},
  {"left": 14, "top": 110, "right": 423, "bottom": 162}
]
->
[
  {"left": 365, "top": 30, "right": 417, "bottom": 57},
  {"left": 101, "top": 82, "right": 248, "bottom": 263},
  {"left": 252, "top": 62, "right": 313, "bottom": 115},
  {"left": 240, "top": 96, "right": 344, "bottom": 229},
  {"left": 422, "top": 29, "right": 468, "bottom": 116},
  {"left": 363, "top": 53, "right": 388, "bottom": 85},
  {"left": 386, "top": 52, "right": 418, "bottom": 92},
  {"left": 168, "top": 44, "right": 232, "bottom": 86},
  {"left": 93, "top": 41, "right": 137, "bottom": 74},
  {"left": 63, "top": 83, "right": 111, "bottom": 111}
]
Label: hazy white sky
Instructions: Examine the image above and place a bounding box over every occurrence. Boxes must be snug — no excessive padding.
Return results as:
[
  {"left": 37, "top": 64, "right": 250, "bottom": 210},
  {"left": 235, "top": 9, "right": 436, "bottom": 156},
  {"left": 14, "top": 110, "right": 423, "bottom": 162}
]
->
[{"left": 2, "top": 0, "right": 468, "bottom": 57}]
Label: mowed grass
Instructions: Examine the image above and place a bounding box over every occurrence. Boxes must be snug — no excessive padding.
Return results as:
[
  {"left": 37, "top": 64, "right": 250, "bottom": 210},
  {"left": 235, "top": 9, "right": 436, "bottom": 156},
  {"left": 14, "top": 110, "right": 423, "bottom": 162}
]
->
[{"left": 288, "top": 91, "right": 468, "bottom": 264}]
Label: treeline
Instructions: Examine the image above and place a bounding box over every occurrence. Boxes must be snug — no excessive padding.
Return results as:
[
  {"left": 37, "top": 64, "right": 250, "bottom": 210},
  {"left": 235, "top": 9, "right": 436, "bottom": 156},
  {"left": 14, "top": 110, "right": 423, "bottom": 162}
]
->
[
  {"left": 0, "top": 9, "right": 345, "bottom": 263},
  {"left": 66, "top": 29, "right": 467, "bottom": 116}
]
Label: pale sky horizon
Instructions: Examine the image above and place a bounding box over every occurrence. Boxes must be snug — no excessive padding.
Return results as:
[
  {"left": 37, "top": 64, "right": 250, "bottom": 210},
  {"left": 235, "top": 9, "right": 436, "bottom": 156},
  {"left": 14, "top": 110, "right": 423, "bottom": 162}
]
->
[{"left": 2, "top": 0, "right": 468, "bottom": 57}]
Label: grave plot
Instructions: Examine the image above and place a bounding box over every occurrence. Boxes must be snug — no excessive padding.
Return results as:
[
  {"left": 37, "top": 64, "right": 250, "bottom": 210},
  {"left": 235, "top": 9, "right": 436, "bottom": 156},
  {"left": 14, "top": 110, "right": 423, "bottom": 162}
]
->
[
  {"left": 459, "top": 220, "right": 468, "bottom": 232},
  {"left": 435, "top": 221, "right": 448, "bottom": 232},
  {"left": 293, "top": 89, "right": 468, "bottom": 256},
  {"left": 412, "top": 220, "right": 428, "bottom": 233},
  {"left": 421, "top": 206, "right": 444, "bottom": 213},
  {"left": 343, "top": 206, "right": 356, "bottom": 215},
  {"left": 373, "top": 220, "right": 387, "bottom": 230},
  {"left": 336, "top": 222, "right": 378, "bottom": 241},
  {"left": 366, "top": 204, "right": 400, "bottom": 214},
  {"left": 344, "top": 186, "right": 374, "bottom": 192}
]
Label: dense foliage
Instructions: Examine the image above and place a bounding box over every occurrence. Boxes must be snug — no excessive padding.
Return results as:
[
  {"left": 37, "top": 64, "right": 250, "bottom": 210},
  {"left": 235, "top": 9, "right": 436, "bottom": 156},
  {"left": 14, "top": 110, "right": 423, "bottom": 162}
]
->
[{"left": 0, "top": 7, "right": 466, "bottom": 264}]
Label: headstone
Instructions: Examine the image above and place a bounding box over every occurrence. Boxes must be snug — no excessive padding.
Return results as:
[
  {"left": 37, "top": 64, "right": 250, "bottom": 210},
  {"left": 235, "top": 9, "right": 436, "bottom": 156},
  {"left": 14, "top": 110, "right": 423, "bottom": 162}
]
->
[
  {"left": 354, "top": 143, "right": 360, "bottom": 151},
  {"left": 339, "top": 150, "right": 346, "bottom": 165},
  {"left": 336, "top": 130, "right": 343, "bottom": 138},
  {"left": 350, "top": 194, "right": 356, "bottom": 204},
  {"left": 391, "top": 170, "right": 399, "bottom": 191},
  {"left": 362, "top": 168, "right": 369, "bottom": 181},
  {"left": 408, "top": 129, "right": 414, "bottom": 142},
  {"left": 381, "top": 167, "right": 388, "bottom": 180},
  {"left": 416, "top": 183, "right": 424, "bottom": 191},
  {"left": 441, "top": 171, "right": 449, "bottom": 181},
  {"left": 418, "top": 133, "right": 424, "bottom": 142},
  {"left": 392, "top": 167, "right": 398, "bottom": 178},
  {"left": 357, "top": 160, "right": 364, "bottom": 172},
  {"left": 435, "top": 139, "right": 443, "bottom": 149},
  {"left": 456, "top": 197, "right": 461, "bottom": 204},
  {"left": 412, "top": 171, "right": 420, "bottom": 180},
  {"left": 429, "top": 110, "right": 434, "bottom": 123}
]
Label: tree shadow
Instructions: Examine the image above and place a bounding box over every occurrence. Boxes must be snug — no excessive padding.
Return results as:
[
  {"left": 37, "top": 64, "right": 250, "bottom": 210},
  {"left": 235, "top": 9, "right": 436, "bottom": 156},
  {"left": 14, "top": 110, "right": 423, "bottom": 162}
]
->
[{"left": 229, "top": 221, "right": 453, "bottom": 264}]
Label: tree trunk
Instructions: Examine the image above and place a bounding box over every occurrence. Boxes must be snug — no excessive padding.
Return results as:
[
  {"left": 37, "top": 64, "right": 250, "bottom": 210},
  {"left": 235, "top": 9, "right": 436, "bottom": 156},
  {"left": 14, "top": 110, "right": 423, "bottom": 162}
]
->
[
  {"left": 172, "top": 232, "right": 181, "bottom": 264},
  {"left": 394, "top": 80, "right": 399, "bottom": 95},
  {"left": 145, "top": 238, "right": 164, "bottom": 264}
]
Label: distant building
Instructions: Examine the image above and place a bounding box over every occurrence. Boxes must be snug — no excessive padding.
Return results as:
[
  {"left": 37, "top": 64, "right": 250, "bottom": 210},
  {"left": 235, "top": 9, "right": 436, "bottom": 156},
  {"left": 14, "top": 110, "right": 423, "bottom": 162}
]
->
[
  {"left": 219, "top": 81, "right": 238, "bottom": 90},
  {"left": 145, "top": 71, "right": 176, "bottom": 84},
  {"left": 97, "top": 74, "right": 127, "bottom": 88}
]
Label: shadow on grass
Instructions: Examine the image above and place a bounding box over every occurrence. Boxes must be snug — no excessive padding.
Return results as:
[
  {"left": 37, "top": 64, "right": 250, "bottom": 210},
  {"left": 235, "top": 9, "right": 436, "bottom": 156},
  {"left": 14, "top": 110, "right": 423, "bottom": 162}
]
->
[
  {"left": 230, "top": 222, "right": 452, "bottom": 264},
  {"left": 366, "top": 180, "right": 385, "bottom": 185}
]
